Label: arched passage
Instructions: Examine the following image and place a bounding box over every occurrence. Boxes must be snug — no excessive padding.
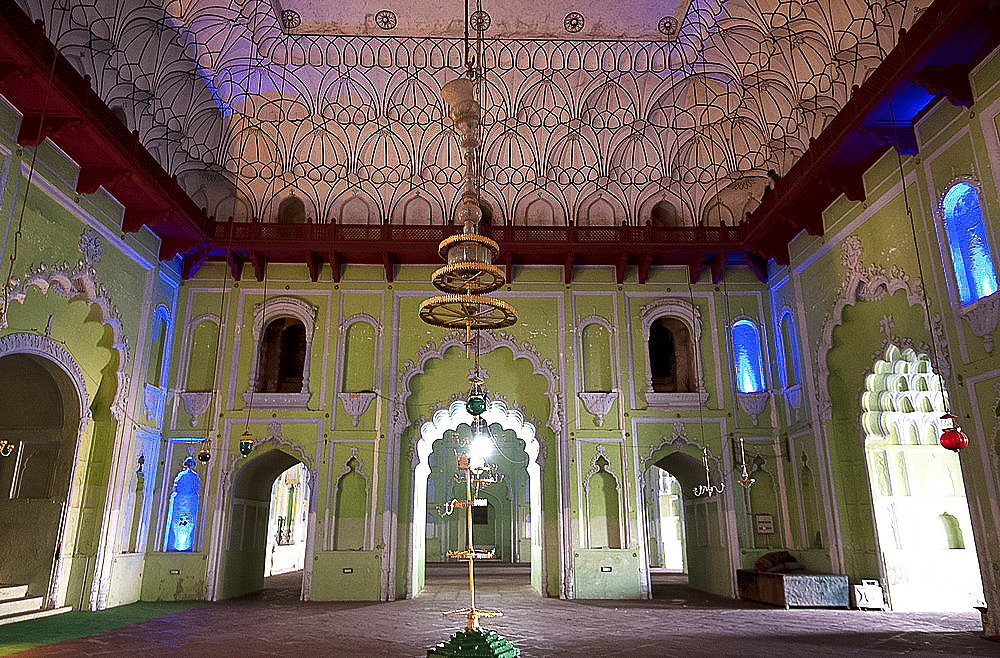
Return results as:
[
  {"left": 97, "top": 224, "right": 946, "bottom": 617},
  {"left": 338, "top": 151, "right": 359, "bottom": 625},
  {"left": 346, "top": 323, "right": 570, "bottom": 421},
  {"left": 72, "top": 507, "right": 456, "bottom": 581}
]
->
[
  {"left": 413, "top": 398, "right": 541, "bottom": 596},
  {"left": 0, "top": 346, "right": 85, "bottom": 607},
  {"left": 395, "top": 330, "right": 560, "bottom": 599},
  {"left": 423, "top": 422, "right": 529, "bottom": 565},
  {"left": 862, "top": 345, "right": 983, "bottom": 610},
  {"left": 216, "top": 448, "right": 312, "bottom": 600},
  {"left": 639, "top": 442, "right": 733, "bottom": 597}
]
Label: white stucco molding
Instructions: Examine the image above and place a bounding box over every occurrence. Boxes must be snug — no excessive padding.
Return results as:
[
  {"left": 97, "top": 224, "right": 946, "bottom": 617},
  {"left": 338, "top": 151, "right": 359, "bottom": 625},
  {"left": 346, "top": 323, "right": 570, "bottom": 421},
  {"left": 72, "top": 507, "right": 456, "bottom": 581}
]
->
[
  {"left": 5, "top": 260, "right": 130, "bottom": 420},
  {"left": 814, "top": 235, "right": 946, "bottom": 421}
]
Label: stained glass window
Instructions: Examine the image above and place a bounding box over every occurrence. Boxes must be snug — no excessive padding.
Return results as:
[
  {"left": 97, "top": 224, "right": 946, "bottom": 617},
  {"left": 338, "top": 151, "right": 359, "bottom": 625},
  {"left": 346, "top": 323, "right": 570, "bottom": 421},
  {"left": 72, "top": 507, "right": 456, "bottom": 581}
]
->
[
  {"left": 732, "top": 319, "right": 765, "bottom": 393},
  {"left": 942, "top": 182, "right": 997, "bottom": 306}
]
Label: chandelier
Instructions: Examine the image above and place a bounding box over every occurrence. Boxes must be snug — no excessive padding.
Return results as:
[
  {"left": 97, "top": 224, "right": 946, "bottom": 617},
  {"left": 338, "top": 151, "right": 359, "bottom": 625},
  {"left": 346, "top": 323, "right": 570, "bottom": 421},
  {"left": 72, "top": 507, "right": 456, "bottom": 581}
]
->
[{"left": 418, "top": 73, "right": 517, "bottom": 352}]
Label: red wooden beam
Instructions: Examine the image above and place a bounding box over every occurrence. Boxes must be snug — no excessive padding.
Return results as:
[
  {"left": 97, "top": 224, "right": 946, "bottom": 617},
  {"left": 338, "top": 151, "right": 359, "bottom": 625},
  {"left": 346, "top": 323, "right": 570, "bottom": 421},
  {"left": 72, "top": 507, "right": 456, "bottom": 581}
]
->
[{"left": 0, "top": 0, "right": 211, "bottom": 260}]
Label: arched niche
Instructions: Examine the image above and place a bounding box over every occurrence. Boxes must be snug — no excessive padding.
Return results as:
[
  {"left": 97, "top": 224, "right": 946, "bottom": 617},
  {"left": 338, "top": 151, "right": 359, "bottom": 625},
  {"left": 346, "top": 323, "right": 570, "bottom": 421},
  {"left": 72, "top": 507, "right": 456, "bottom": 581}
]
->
[
  {"left": 331, "top": 451, "right": 371, "bottom": 550},
  {"left": 583, "top": 447, "right": 623, "bottom": 549},
  {"left": 179, "top": 313, "right": 220, "bottom": 428},
  {"left": 183, "top": 314, "right": 220, "bottom": 392},
  {"left": 275, "top": 196, "right": 307, "bottom": 224},
  {"left": 142, "top": 304, "right": 173, "bottom": 427},
  {"left": 638, "top": 298, "right": 708, "bottom": 408},
  {"left": 579, "top": 316, "right": 614, "bottom": 392},
  {"left": 335, "top": 313, "right": 382, "bottom": 428},
  {"left": 243, "top": 296, "right": 318, "bottom": 409}
]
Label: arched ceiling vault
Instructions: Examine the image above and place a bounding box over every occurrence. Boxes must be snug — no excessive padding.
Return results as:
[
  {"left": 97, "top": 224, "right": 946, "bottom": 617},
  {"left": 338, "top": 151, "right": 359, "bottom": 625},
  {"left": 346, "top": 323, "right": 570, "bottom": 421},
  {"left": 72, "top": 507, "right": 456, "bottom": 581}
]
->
[{"left": 1, "top": 0, "right": 998, "bottom": 282}]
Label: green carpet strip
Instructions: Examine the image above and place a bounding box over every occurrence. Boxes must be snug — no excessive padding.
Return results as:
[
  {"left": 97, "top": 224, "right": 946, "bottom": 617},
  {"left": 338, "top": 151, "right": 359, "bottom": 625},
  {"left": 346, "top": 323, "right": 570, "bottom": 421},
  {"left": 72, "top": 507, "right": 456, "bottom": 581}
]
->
[{"left": 0, "top": 601, "right": 202, "bottom": 655}]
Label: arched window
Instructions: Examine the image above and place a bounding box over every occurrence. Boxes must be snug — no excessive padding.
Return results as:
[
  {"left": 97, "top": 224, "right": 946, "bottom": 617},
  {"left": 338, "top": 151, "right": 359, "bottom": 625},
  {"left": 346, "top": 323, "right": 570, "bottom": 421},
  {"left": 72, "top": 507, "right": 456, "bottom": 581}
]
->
[
  {"left": 257, "top": 317, "right": 306, "bottom": 393},
  {"left": 648, "top": 317, "right": 694, "bottom": 393},
  {"left": 942, "top": 182, "right": 997, "bottom": 306},
  {"left": 732, "top": 319, "right": 765, "bottom": 393},
  {"left": 277, "top": 196, "right": 306, "bottom": 224}
]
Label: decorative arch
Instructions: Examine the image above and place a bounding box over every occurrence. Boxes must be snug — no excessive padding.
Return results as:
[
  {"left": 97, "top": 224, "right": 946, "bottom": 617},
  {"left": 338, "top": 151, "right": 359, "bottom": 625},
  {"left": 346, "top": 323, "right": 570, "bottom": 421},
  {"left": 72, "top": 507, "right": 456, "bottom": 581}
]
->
[
  {"left": 638, "top": 298, "right": 708, "bottom": 408},
  {"left": 814, "top": 235, "right": 938, "bottom": 420},
  {"left": 861, "top": 343, "right": 981, "bottom": 610},
  {"left": 413, "top": 398, "right": 542, "bottom": 594},
  {"left": 396, "top": 328, "right": 560, "bottom": 439},
  {"left": 5, "top": 260, "right": 128, "bottom": 420},
  {"left": 398, "top": 329, "right": 558, "bottom": 598},
  {"left": 244, "top": 296, "right": 319, "bottom": 409}
]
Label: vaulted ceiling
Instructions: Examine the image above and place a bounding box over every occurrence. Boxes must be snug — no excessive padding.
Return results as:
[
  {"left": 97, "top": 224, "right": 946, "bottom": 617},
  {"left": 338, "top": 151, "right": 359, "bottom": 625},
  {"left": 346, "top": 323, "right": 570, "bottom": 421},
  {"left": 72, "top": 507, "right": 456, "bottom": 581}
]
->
[{"left": 4, "top": 0, "right": 996, "bottom": 281}]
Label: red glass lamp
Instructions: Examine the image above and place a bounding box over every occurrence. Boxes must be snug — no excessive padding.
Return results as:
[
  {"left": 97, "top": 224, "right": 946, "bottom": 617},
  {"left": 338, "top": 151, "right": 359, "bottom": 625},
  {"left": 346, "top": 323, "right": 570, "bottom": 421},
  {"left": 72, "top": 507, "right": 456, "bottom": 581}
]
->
[{"left": 939, "top": 413, "right": 969, "bottom": 453}]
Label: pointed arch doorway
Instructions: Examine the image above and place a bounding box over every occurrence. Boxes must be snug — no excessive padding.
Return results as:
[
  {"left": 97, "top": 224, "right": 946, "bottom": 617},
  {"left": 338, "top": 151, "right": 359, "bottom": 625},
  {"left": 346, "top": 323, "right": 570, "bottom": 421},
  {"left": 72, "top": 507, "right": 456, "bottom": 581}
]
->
[
  {"left": 215, "top": 447, "right": 314, "bottom": 600},
  {"left": 411, "top": 399, "right": 542, "bottom": 597},
  {"left": 862, "top": 345, "right": 984, "bottom": 610},
  {"left": 639, "top": 442, "right": 734, "bottom": 597}
]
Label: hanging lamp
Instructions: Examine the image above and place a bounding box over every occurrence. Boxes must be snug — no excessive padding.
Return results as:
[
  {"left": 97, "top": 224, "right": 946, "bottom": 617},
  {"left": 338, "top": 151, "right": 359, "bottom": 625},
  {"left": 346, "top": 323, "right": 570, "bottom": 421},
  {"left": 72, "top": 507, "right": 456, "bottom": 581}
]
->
[{"left": 939, "top": 413, "right": 969, "bottom": 453}]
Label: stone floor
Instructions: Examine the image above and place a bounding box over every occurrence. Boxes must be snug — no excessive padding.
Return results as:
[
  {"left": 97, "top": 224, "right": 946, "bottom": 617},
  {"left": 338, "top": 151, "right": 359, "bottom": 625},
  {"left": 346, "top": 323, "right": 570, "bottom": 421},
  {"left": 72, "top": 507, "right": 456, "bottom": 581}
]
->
[{"left": 11, "top": 565, "right": 998, "bottom": 657}]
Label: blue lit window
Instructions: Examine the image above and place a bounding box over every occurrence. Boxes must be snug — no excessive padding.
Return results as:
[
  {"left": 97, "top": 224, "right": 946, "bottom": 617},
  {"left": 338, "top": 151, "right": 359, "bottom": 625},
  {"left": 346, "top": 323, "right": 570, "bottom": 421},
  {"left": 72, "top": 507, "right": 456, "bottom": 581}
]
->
[
  {"left": 942, "top": 182, "right": 997, "bottom": 306},
  {"left": 164, "top": 456, "right": 201, "bottom": 552},
  {"left": 732, "top": 319, "right": 765, "bottom": 393}
]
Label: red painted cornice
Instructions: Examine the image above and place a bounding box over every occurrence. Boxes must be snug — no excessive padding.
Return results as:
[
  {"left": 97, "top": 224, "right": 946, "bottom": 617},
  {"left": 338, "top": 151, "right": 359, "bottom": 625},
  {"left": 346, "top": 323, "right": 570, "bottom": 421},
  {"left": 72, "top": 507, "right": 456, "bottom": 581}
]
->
[
  {"left": 744, "top": 0, "right": 1000, "bottom": 265},
  {"left": 0, "top": 0, "right": 212, "bottom": 260}
]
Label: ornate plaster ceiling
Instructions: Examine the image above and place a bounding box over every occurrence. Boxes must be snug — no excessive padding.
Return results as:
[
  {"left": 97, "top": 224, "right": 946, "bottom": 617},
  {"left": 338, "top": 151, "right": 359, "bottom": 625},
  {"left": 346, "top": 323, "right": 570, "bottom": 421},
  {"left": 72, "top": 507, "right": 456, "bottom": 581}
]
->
[{"left": 17, "top": 0, "right": 925, "bottom": 232}]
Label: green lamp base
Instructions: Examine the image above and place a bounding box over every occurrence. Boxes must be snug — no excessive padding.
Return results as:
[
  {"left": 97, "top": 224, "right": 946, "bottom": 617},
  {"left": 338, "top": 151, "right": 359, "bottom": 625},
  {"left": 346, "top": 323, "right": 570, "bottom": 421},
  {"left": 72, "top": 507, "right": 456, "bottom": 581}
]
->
[{"left": 427, "top": 629, "right": 520, "bottom": 657}]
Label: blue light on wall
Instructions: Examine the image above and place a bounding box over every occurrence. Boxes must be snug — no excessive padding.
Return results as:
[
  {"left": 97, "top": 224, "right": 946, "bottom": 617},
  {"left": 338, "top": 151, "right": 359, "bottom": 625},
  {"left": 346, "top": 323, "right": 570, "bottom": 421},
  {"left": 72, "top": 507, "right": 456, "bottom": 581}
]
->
[
  {"left": 777, "top": 313, "right": 800, "bottom": 388},
  {"left": 732, "top": 319, "right": 765, "bottom": 393},
  {"left": 942, "top": 182, "right": 997, "bottom": 306},
  {"left": 164, "top": 456, "right": 201, "bottom": 552}
]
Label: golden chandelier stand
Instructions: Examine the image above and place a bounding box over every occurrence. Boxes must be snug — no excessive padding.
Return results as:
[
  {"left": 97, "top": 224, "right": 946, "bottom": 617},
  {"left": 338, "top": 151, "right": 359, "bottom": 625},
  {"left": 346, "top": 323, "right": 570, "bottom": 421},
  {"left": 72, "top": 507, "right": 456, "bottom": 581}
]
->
[{"left": 436, "top": 449, "right": 505, "bottom": 631}]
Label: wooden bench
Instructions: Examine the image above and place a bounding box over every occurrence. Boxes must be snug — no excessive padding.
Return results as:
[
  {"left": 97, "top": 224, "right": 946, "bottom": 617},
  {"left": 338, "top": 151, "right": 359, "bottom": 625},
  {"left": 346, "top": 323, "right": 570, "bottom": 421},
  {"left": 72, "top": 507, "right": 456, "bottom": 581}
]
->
[{"left": 737, "top": 569, "right": 850, "bottom": 609}]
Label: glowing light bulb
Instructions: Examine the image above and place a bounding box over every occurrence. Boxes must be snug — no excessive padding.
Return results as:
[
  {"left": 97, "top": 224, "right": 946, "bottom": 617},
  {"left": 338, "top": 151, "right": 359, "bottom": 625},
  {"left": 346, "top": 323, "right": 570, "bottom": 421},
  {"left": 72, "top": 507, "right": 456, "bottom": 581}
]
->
[{"left": 468, "top": 416, "right": 493, "bottom": 466}]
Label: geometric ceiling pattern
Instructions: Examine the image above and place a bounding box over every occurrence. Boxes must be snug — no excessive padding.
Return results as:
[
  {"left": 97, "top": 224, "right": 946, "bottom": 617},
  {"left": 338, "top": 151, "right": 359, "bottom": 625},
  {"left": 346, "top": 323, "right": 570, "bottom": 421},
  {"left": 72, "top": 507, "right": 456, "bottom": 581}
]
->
[{"left": 19, "top": 0, "right": 922, "bottom": 232}]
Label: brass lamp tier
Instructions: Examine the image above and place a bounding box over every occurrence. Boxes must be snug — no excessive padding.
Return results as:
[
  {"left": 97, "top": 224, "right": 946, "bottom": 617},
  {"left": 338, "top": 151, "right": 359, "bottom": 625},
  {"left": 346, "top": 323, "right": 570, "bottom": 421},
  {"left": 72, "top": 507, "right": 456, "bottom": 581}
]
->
[
  {"left": 431, "top": 261, "right": 506, "bottom": 295},
  {"left": 418, "top": 294, "right": 518, "bottom": 329},
  {"left": 438, "top": 232, "right": 499, "bottom": 262}
]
